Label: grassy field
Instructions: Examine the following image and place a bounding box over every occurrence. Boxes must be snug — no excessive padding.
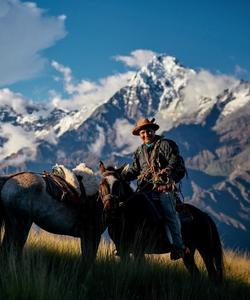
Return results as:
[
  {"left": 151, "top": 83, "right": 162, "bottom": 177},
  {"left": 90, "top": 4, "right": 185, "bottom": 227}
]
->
[{"left": 0, "top": 229, "right": 249, "bottom": 300}]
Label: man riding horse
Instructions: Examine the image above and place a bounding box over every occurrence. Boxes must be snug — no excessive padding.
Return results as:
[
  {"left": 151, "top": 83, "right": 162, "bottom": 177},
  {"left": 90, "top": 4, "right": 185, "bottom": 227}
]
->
[{"left": 122, "top": 118, "right": 186, "bottom": 260}]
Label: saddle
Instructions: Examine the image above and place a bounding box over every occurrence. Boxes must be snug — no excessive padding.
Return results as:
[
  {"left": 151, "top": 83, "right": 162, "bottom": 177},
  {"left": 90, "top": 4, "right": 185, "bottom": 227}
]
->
[{"left": 42, "top": 172, "right": 86, "bottom": 205}]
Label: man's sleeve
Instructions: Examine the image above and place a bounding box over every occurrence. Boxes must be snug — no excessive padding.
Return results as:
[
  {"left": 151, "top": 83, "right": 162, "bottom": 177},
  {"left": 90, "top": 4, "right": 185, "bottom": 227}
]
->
[
  {"left": 122, "top": 151, "right": 140, "bottom": 182},
  {"left": 161, "top": 140, "right": 185, "bottom": 183}
]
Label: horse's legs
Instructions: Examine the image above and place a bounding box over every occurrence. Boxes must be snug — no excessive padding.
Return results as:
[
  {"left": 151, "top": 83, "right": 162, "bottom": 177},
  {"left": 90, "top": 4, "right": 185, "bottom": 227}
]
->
[
  {"left": 1, "top": 214, "right": 32, "bottom": 257},
  {"left": 119, "top": 249, "right": 130, "bottom": 261},
  {"left": 198, "top": 249, "right": 218, "bottom": 283},
  {"left": 182, "top": 247, "right": 200, "bottom": 276},
  {"left": 133, "top": 239, "right": 145, "bottom": 262},
  {"left": 133, "top": 251, "right": 145, "bottom": 263},
  {"left": 80, "top": 226, "right": 101, "bottom": 263},
  {"left": 111, "top": 238, "right": 130, "bottom": 261}
]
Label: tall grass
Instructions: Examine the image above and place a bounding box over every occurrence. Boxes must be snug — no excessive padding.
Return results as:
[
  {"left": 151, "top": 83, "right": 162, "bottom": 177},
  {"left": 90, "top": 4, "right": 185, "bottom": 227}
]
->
[{"left": 0, "top": 229, "right": 249, "bottom": 300}]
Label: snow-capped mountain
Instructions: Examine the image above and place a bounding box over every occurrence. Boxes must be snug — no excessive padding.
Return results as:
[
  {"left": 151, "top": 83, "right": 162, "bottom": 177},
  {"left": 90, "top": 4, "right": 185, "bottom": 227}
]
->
[
  {"left": 0, "top": 54, "right": 249, "bottom": 250},
  {"left": 49, "top": 55, "right": 247, "bottom": 162},
  {"left": 0, "top": 89, "right": 66, "bottom": 134},
  {"left": 0, "top": 87, "right": 102, "bottom": 167},
  {"left": 122, "top": 55, "right": 195, "bottom": 119}
]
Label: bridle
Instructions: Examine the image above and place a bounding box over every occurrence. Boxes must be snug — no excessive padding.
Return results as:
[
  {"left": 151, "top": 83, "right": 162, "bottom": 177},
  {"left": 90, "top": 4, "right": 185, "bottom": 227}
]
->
[{"left": 99, "top": 170, "right": 124, "bottom": 210}]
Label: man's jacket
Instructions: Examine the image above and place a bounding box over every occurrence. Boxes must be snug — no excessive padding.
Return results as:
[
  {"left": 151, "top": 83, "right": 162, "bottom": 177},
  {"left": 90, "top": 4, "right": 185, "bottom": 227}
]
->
[{"left": 124, "top": 135, "right": 186, "bottom": 190}]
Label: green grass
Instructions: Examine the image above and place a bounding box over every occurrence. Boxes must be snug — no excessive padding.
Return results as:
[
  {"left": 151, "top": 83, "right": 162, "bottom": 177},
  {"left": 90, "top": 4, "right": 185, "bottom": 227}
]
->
[{"left": 0, "top": 230, "right": 249, "bottom": 300}]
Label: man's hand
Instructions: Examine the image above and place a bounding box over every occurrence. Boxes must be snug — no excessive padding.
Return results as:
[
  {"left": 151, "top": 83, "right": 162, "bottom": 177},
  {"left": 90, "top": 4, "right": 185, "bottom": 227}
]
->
[{"left": 157, "top": 183, "right": 177, "bottom": 192}]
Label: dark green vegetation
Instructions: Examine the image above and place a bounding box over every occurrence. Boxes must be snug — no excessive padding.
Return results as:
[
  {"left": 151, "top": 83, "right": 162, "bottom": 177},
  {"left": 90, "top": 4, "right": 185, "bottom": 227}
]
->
[{"left": 0, "top": 238, "right": 249, "bottom": 300}]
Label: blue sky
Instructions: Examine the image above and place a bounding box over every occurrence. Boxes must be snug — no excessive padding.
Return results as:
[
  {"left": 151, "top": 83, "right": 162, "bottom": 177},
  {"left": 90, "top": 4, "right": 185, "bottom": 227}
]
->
[{"left": 0, "top": 0, "right": 249, "bottom": 103}]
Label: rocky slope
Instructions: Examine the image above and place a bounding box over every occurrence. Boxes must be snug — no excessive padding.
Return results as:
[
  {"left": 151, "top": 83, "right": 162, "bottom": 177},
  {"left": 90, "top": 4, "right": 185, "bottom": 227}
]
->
[{"left": 0, "top": 55, "right": 249, "bottom": 250}]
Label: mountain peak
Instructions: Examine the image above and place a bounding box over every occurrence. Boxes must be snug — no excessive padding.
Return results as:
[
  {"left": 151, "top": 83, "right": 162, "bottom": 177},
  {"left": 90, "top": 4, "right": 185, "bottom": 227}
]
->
[{"left": 130, "top": 54, "right": 193, "bottom": 86}]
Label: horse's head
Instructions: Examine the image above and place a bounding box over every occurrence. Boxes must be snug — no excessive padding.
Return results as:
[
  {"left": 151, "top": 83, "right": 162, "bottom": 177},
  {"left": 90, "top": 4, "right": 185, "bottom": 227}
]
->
[{"left": 99, "top": 161, "right": 130, "bottom": 210}]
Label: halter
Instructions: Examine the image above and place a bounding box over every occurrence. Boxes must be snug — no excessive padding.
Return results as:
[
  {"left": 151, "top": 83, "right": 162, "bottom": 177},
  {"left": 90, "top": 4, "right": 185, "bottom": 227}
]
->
[
  {"left": 102, "top": 170, "right": 121, "bottom": 178},
  {"left": 100, "top": 171, "right": 124, "bottom": 209}
]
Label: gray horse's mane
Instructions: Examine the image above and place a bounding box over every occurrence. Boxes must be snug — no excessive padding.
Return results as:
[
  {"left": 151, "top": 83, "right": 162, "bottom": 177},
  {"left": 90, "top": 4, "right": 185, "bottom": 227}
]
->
[{"left": 52, "top": 163, "right": 98, "bottom": 197}]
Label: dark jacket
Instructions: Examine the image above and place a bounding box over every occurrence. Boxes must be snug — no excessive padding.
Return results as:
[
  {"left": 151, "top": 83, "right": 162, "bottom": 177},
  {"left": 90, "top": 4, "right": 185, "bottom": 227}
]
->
[{"left": 124, "top": 135, "right": 186, "bottom": 190}]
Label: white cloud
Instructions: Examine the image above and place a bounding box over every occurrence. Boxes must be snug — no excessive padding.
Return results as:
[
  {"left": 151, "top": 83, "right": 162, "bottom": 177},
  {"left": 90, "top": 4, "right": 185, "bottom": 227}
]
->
[
  {"left": 114, "top": 119, "right": 140, "bottom": 155},
  {"left": 0, "top": 123, "right": 37, "bottom": 163},
  {"left": 35, "top": 128, "right": 58, "bottom": 145},
  {"left": 234, "top": 65, "right": 248, "bottom": 77},
  {"left": 1, "top": 48, "right": 245, "bottom": 166},
  {"left": 181, "top": 70, "right": 239, "bottom": 116},
  {"left": 0, "top": 87, "right": 55, "bottom": 120},
  {"left": 0, "top": 88, "right": 29, "bottom": 114},
  {"left": 0, "top": 0, "right": 66, "bottom": 86},
  {"left": 0, "top": 88, "right": 58, "bottom": 163},
  {"left": 156, "top": 69, "right": 240, "bottom": 129},
  {"left": 51, "top": 61, "right": 74, "bottom": 94},
  {"left": 51, "top": 61, "right": 134, "bottom": 110},
  {"left": 88, "top": 125, "right": 106, "bottom": 156},
  {"left": 114, "top": 49, "right": 157, "bottom": 68}
]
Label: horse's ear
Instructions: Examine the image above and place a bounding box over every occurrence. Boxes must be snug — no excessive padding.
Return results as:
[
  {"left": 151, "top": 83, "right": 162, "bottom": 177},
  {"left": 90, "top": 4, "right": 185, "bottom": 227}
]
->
[
  {"left": 121, "top": 164, "right": 130, "bottom": 174},
  {"left": 99, "top": 161, "right": 106, "bottom": 174},
  {"left": 117, "top": 163, "right": 129, "bottom": 174}
]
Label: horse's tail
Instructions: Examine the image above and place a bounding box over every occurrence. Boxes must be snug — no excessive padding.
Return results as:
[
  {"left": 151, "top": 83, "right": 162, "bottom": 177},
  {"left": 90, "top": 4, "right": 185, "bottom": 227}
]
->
[
  {"left": 208, "top": 214, "right": 224, "bottom": 283},
  {"left": 185, "top": 204, "right": 224, "bottom": 283}
]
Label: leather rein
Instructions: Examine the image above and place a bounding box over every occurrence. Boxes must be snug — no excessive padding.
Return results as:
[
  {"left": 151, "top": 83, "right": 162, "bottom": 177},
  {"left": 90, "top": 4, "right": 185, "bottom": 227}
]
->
[{"left": 100, "top": 171, "right": 124, "bottom": 209}]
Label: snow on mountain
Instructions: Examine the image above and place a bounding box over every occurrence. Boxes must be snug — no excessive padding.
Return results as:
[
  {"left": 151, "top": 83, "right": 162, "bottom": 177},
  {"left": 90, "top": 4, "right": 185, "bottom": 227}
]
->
[
  {"left": 0, "top": 54, "right": 250, "bottom": 250},
  {"left": 0, "top": 54, "right": 249, "bottom": 166},
  {"left": 219, "top": 81, "right": 250, "bottom": 117},
  {"left": 41, "top": 55, "right": 248, "bottom": 162},
  {"left": 40, "top": 55, "right": 248, "bottom": 171},
  {"left": 0, "top": 87, "right": 103, "bottom": 161},
  {"left": 53, "top": 103, "right": 103, "bottom": 137},
  {"left": 120, "top": 55, "right": 195, "bottom": 122},
  {"left": 104, "top": 55, "right": 243, "bottom": 135}
]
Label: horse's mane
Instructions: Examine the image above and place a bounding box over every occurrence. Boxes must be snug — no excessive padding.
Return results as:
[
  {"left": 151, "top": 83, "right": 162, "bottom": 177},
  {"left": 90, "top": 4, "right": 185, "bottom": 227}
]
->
[{"left": 52, "top": 163, "right": 98, "bottom": 197}]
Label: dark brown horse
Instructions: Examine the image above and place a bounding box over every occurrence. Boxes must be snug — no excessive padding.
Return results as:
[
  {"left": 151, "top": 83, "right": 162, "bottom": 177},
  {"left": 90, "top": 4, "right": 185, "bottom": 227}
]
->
[
  {"left": 99, "top": 163, "right": 224, "bottom": 283},
  {"left": 0, "top": 163, "right": 104, "bottom": 262}
]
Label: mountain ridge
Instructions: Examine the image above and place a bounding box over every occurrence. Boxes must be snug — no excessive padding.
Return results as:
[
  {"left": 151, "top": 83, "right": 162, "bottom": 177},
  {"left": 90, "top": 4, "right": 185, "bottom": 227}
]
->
[{"left": 0, "top": 54, "right": 249, "bottom": 250}]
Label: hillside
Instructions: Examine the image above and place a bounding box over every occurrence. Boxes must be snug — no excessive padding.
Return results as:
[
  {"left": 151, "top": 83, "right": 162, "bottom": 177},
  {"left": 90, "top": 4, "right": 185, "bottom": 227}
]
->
[{"left": 0, "top": 231, "right": 249, "bottom": 300}]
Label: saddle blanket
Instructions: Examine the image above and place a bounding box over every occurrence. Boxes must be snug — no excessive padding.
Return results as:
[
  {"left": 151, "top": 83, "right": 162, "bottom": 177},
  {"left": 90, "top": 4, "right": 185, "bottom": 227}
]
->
[{"left": 43, "top": 173, "right": 82, "bottom": 204}]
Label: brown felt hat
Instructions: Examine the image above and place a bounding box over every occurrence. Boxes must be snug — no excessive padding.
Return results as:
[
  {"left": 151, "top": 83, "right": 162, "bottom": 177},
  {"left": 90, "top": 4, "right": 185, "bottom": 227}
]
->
[{"left": 132, "top": 118, "right": 160, "bottom": 135}]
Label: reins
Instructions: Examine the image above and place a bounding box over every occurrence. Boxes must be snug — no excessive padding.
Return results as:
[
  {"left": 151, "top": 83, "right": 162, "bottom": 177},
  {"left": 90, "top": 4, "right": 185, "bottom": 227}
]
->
[
  {"left": 136, "top": 140, "right": 185, "bottom": 198},
  {"left": 100, "top": 171, "right": 126, "bottom": 209},
  {"left": 138, "top": 140, "right": 176, "bottom": 191}
]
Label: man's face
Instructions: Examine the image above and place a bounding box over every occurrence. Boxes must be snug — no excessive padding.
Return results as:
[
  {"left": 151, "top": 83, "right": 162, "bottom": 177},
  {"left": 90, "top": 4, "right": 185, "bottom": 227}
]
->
[{"left": 139, "top": 128, "right": 156, "bottom": 144}]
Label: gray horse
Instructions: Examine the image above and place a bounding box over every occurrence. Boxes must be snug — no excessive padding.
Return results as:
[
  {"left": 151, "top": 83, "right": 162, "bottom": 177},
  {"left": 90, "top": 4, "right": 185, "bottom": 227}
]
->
[{"left": 0, "top": 163, "right": 104, "bottom": 261}]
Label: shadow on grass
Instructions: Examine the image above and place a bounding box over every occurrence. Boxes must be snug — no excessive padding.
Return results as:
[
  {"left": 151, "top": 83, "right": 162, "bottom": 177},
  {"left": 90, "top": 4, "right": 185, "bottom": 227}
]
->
[{"left": 0, "top": 246, "right": 249, "bottom": 300}]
